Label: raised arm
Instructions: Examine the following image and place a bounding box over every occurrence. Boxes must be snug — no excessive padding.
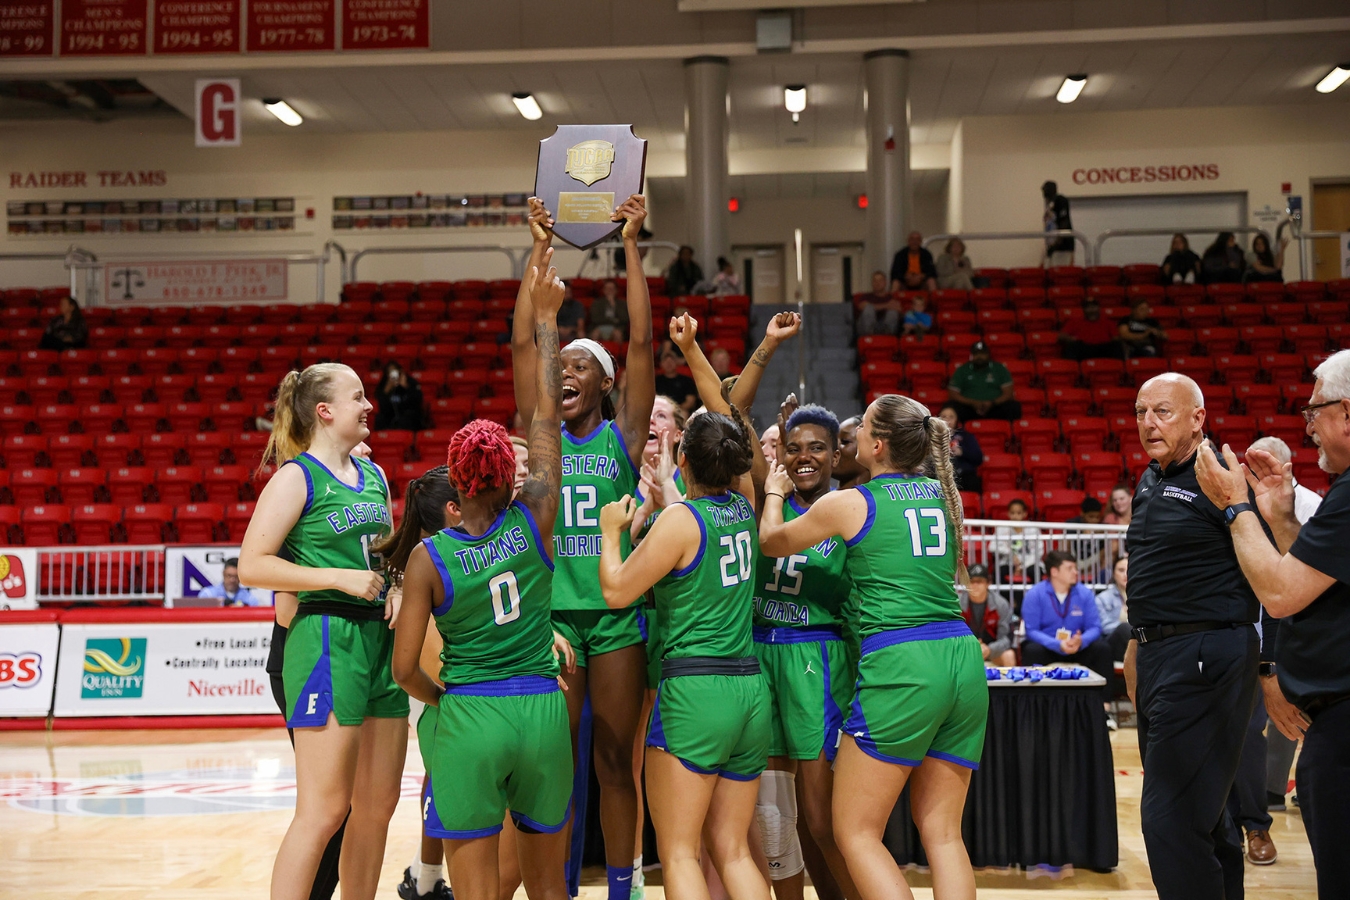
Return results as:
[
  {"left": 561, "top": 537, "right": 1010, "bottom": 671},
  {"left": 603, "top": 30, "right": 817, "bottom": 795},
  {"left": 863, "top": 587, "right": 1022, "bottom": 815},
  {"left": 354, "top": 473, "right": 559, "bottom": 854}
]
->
[
  {"left": 517, "top": 260, "right": 566, "bottom": 548},
  {"left": 614, "top": 195, "right": 656, "bottom": 465},
  {"left": 730, "top": 311, "right": 801, "bottom": 415},
  {"left": 759, "top": 466, "right": 867, "bottom": 556},
  {"left": 513, "top": 197, "right": 555, "bottom": 427},
  {"left": 599, "top": 496, "right": 697, "bottom": 608}
]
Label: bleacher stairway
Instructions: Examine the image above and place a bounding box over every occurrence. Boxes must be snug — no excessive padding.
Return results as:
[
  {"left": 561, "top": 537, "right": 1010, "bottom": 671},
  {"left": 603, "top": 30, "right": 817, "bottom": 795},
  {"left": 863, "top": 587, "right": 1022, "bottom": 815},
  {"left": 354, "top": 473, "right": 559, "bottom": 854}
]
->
[{"left": 747, "top": 303, "right": 862, "bottom": 431}]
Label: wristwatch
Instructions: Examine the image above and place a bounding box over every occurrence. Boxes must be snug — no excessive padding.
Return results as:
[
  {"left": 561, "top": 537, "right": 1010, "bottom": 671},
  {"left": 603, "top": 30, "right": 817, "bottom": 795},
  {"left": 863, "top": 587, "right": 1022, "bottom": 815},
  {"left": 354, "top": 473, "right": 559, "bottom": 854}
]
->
[
  {"left": 1259, "top": 662, "right": 1277, "bottom": 678},
  {"left": 1224, "top": 502, "right": 1254, "bottom": 526}
]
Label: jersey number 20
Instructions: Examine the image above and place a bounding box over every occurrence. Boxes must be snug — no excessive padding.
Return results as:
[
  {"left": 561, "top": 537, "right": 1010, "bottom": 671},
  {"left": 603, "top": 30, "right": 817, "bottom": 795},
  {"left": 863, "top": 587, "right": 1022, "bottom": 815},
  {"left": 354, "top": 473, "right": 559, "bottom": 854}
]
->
[
  {"left": 489, "top": 571, "right": 521, "bottom": 626},
  {"left": 719, "top": 531, "right": 754, "bottom": 587}
]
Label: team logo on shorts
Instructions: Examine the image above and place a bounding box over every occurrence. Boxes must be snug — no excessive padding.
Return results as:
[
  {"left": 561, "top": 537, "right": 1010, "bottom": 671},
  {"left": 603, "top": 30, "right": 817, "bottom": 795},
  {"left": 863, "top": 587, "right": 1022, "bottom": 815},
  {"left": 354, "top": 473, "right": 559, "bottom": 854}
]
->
[{"left": 82, "top": 637, "right": 147, "bottom": 699}]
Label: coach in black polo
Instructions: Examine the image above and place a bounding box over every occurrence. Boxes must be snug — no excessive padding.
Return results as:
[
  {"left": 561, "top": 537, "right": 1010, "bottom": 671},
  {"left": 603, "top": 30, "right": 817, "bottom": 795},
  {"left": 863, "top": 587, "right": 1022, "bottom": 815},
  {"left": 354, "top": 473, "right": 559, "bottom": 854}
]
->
[
  {"left": 1123, "top": 373, "right": 1259, "bottom": 900},
  {"left": 1196, "top": 348, "right": 1350, "bottom": 899}
]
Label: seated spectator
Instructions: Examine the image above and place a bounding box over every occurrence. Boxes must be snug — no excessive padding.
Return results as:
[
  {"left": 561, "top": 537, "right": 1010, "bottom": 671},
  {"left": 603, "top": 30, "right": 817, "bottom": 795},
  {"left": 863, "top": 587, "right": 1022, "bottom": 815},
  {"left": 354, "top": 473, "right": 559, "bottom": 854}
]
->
[
  {"left": 1244, "top": 234, "right": 1286, "bottom": 284},
  {"left": 938, "top": 404, "right": 983, "bottom": 491},
  {"left": 901, "top": 294, "right": 932, "bottom": 337},
  {"left": 1117, "top": 299, "right": 1166, "bottom": 358},
  {"left": 993, "top": 498, "right": 1040, "bottom": 592},
  {"left": 197, "top": 558, "right": 269, "bottom": 607},
  {"left": 1067, "top": 496, "right": 1109, "bottom": 581},
  {"left": 39, "top": 295, "right": 88, "bottom": 351},
  {"left": 1019, "top": 550, "right": 1114, "bottom": 711},
  {"left": 375, "top": 361, "right": 424, "bottom": 431},
  {"left": 1058, "top": 297, "right": 1120, "bottom": 361},
  {"left": 935, "top": 238, "right": 975, "bottom": 291},
  {"left": 1201, "top": 232, "right": 1245, "bottom": 284},
  {"left": 711, "top": 256, "right": 741, "bottom": 295},
  {"left": 587, "top": 279, "right": 629, "bottom": 341},
  {"left": 947, "top": 340, "right": 1022, "bottom": 422},
  {"left": 1161, "top": 233, "right": 1201, "bottom": 284},
  {"left": 664, "top": 245, "right": 703, "bottom": 297},
  {"left": 889, "top": 231, "right": 937, "bottom": 293},
  {"left": 958, "top": 564, "right": 1016, "bottom": 666},
  {"left": 654, "top": 350, "right": 698, "bottom": 412},
  {"left": 710, "top": 347, "right": 733, "bottom": 379},
  {"left": 1095, "top": 554, "right": 1131, "bottom": 664},
  {"left": 556, "top": 282, "right": 586, "bottom": 343},
  {"left": 1103, "top": 483, "right": 1132, "bottom": 525},
  {"left": 1069, "top": 496, "right": 1103, "bottom": 524},
  {"left": 858, "top": 270, "right": 900, "bottom": 336}
]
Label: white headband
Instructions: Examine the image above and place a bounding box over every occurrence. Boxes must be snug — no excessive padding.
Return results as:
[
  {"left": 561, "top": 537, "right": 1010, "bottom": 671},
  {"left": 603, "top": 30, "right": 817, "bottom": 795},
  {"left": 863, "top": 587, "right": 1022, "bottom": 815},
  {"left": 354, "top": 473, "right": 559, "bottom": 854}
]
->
[{"left": 563, "top": 339, "right": 615, "bottom": 380}]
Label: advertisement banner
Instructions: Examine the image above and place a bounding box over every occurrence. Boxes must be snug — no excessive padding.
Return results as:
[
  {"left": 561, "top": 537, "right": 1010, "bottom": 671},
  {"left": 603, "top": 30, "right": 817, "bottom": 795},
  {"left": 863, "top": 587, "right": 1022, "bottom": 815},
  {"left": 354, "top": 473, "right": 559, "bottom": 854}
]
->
[
  {"left": 0, "top": 0, "right": 55, "bottom": 56},
  {"left": 157, "top": 0, "right": 241, "bottom": 54},
  {"left": 246, "top": 0, "right": 334, "bottom": 51},
  {"left": 0, "top": 549, "right": 38, "bottom": 610},
  {"left": 60, "top": 0, "right": 147, "bottom": 56},
  {"left": 103, "top": 259, "right": 287, "bottom": 304},
  {"left": 0, "top": 621, "right": 60, "bottom": 716},
  {"left": 165, "top": 545, "right": 272, "bottom": 607},
  {"left": 54, "top": 620, "right": 276, "bottom": 716},
  {"left": 341, "top": 0, "right": 428, "bottom": 50}
]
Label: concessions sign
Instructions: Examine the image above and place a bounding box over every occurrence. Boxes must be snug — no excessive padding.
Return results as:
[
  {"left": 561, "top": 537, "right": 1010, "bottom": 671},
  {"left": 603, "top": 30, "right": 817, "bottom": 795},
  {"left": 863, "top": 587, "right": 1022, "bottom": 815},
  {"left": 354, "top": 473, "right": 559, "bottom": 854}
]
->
[
  {"left": 0, "top": 549, "right": 38, "bottom": 611},
  {"left": 156, "top": 0, "right": 241, "bottom": 53},
  {"left": 104, "top": 258, "right": 288, "bottom": 304},
  {"left": 60, "top": 0, "right": 147, "bottom": 56},
  {"left": 0, "top": 614, "right": 60, "bottom": 717},
  {"left": 341, "top": 0, "right": 428, "bottom": 50},
  {"left": 246, "top": 0, "right": 334, "bottom": 51},
  {"left": 0, "top": 1, "right": 54, "bottom": 56}
]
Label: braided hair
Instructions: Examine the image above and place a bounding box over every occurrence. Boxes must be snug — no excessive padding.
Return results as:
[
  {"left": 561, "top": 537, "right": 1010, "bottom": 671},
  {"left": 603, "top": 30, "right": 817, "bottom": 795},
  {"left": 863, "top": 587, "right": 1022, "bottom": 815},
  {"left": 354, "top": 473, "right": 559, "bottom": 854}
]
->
[
  {"left": 447, "top": 419, "right": 516, "bottom": 498},
  {"left": 373, "top": 464, "right": 458, "bottom": 585}
]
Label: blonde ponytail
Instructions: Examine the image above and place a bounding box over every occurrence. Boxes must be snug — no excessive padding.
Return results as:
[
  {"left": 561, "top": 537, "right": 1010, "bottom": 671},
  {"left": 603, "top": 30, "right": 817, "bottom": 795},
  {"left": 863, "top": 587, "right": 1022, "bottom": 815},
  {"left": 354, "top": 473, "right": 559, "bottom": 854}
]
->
[
  {"left": 257, "top": 363, "right": 350, "bottom": 475},
  {"left": 925, "top": 415, "right": 969, "bottom": 586}
]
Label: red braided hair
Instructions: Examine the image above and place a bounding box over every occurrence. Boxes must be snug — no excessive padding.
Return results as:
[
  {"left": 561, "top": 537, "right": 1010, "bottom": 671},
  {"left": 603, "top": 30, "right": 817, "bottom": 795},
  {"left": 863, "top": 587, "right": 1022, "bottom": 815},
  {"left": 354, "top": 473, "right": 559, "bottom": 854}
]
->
[{"left": 446, "top": 419, "right": 516, "bottom": 498}]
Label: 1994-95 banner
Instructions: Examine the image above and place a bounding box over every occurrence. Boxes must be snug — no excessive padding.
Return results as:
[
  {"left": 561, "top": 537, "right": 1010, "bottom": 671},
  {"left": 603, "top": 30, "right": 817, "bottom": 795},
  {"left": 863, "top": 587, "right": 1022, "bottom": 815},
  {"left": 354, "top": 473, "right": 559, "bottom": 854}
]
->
[
  {"left": 103, "top": 259, "right": 288, "bottom": 304},
  {"left": 155, "top": 0, "right": 240, "bottom": 54},
  {"left": 60, "top": 0, "right": 147, "bottom": 56}
]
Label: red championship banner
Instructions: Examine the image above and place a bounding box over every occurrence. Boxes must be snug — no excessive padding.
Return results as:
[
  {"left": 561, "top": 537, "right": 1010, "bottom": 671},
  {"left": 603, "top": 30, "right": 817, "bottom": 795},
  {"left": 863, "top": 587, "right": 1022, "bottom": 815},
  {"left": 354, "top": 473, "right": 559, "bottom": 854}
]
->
[
  {"left": 0, "top": 1, "right": 55, "bottom": 56},
  {"left": 154, "top": 0, "right": 241, "bottom": 54},
  {"left": 245, "top": 0, "right": 333, "bottom": 51},
  {"left": 60, "top": 0, "right": 147, "bottom": 55},
  {"left": 341, "top": 0, "right": 427, "bottom": 50}
]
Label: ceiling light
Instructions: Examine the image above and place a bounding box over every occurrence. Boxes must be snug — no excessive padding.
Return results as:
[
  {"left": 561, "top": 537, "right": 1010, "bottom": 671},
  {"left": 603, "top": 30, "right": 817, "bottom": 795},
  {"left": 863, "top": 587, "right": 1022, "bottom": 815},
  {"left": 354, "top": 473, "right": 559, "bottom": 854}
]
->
[
  {"left": 512, "top": 92, "right": 542, "bottom": 120},
  {"left": 262, "top": 98, "right": 302, "bottom": 126},
  {"left": 1315, "top": 65, "right": 1350, "bottom": 94},
  {"left": 784, "top": 84, "right": 805, "bottom": 123},
  {"left": 1056, "top": 74, "right": 1087, "bottom": 104}
]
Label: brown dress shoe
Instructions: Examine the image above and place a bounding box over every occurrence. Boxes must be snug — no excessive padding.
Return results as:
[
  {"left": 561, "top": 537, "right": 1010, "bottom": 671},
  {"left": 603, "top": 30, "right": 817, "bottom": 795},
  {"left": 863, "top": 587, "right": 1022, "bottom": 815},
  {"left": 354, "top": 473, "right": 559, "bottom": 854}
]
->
[{"left": 1246, "top": 829, "right": 1278, "bottom": 865}]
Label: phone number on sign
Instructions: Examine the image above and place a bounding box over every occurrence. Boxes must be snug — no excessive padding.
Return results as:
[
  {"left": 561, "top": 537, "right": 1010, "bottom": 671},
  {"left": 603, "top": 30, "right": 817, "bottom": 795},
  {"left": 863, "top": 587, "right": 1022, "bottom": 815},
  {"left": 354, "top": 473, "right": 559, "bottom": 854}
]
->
[{"left": 158, "top": 285, "right": 281, "bottom": 300}]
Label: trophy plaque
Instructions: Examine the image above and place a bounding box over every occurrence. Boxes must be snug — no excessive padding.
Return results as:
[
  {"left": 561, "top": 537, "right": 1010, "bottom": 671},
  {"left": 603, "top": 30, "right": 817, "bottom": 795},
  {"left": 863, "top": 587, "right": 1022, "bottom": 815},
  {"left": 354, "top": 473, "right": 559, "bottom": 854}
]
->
[{"left": 535, "top": 124, "right": 647, "bottom": 250}]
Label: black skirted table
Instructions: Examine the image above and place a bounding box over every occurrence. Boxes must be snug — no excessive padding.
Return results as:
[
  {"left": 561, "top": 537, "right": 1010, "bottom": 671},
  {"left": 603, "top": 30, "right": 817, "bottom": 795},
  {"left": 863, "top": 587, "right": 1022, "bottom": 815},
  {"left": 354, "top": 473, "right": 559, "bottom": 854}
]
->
[{"left": 883, "top": 666, "right": 1119, "bottom": 872}]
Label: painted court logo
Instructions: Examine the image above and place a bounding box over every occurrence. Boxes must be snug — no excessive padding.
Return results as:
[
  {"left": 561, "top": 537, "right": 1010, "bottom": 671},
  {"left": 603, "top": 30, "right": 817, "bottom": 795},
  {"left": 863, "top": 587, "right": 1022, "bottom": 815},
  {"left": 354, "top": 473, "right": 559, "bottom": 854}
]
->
[{"left": 82, "top": 638, "right": 147, "bottom": 699}]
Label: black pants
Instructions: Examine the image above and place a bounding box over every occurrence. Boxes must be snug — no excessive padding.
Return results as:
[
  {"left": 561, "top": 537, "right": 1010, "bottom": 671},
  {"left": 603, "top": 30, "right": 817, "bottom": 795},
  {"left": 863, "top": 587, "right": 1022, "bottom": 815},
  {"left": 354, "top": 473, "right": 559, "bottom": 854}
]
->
[
  {"left": 1136, "top": 627, "right": 1258, "bottom": 900},
  {"left": 1298, "top": 698, "right": 1350, "bottom": 900},
  {"left": 1020, "top": 639, "right": 1115, "bottom": 705},
  {"left": 267, "top": 620, "right": 346, "bottom": 900},
  {"left": 947, "top": 399, "right": 1022, "bottom": 422},
  {"left": 1225, "top": 694, "right": 1272, "bottom": 833}
]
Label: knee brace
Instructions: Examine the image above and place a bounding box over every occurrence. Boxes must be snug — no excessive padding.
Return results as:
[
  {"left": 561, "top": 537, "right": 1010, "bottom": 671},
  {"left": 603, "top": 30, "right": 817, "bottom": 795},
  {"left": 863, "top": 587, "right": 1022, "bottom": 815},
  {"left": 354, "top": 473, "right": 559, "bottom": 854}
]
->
[{"left": 755, "top": 769, "right": 804, "bottom": 880}]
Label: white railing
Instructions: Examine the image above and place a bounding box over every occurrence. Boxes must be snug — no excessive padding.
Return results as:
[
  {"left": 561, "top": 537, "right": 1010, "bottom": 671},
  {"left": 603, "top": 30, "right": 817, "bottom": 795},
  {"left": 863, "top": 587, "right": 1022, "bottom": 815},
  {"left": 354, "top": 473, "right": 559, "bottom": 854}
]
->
[
  {"left": 964, "top": 519, "right": 1128, "bottom": 595},
  {"left": 31, "top": 545, "right": 167, "bottom": 604}
]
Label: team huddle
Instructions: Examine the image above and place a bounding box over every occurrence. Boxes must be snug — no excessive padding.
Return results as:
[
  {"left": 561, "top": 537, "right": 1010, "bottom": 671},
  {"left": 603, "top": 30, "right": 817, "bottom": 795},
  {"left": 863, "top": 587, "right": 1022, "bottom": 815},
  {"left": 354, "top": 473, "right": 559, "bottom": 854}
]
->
[{"left": 238, "top": 196, "right": 989, "bottom": 900}]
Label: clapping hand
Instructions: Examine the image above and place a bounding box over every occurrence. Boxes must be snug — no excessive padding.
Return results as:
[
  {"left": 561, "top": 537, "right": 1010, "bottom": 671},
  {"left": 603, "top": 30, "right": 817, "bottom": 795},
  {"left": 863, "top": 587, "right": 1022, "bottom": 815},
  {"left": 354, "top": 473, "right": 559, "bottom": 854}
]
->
[
  {"left": 1244, "top": 446, "right": 1295, "bottom": 525},
  {"left": 1195, "top": 441, "right": 1251, "bottom": 511}
]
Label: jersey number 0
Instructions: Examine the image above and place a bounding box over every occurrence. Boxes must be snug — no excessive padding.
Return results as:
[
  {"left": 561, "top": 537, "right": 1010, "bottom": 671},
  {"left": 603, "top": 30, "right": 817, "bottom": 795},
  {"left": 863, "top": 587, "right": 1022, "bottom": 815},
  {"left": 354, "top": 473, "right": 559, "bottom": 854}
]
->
[{"left": 489, "top": 571, "right": 522, "bottom": 625}]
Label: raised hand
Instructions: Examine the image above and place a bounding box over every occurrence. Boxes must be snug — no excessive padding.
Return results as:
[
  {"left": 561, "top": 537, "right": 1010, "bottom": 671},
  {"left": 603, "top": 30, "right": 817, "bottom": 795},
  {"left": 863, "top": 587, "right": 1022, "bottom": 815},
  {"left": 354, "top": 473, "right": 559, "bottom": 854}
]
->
[
  {"left": 528, "top": 252, "right": 565, "bottom": 318},
  {"left": 528, "top": 196, "right": 555, "bottom": 243},
  {"left": 1243, "top": 447, "right": 1295, "bottom": 524},
  {"left": 777, "top": 392, "right": 799, "bottom": 439},
  {"left": 669, "top": 312, "right": 699, "bottom": 353},
  {"left": 600, "top": 495, "right": 638, "bottom": 534},
  {"left": 766, "top": 311, "right": 802, "bottom": 343},
  {"left": 615, "top": 194, "right": 647, "bottom": 241},
  {"left": 1195, "top": 441, "right": 1250, "bottom": 510},
  {"left": 765, "top": 463, "right": 794, "bottom": 499}
]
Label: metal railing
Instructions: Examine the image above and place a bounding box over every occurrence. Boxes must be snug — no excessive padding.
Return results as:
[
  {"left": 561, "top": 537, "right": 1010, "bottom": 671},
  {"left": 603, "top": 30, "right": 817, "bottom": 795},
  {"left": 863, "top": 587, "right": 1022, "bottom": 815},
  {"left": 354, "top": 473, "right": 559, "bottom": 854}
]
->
[
  {"left": 0, "top": 246, "right": 97, "bottom": 297},
  {"left": 1275, "top": 217, "right": 1342, "bottom": 282},
  {"left": 575, "top": 240, "right": 682, "bottom": 280},
  {"left": 925, "top": 230, "right": 1094, "bottom": 267},
  {"left": 35, "top": 546, "right": 167, "bottom": 603},
  {"left": 963, "top": 519, "right": 1128, "bottom": 596},
  {"left": 1093, "top": 226, "right": 1272, "bottom": 269},
  {"left": 348, "top": 245, "right": 522, "bottom": 283}
]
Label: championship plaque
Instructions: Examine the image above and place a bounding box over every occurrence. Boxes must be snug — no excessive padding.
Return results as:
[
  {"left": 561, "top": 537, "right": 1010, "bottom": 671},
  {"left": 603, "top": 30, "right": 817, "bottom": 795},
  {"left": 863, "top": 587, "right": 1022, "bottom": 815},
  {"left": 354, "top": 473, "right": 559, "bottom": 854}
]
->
[{"left": 535, "top": 125, "right": 647, "bottom": 250}]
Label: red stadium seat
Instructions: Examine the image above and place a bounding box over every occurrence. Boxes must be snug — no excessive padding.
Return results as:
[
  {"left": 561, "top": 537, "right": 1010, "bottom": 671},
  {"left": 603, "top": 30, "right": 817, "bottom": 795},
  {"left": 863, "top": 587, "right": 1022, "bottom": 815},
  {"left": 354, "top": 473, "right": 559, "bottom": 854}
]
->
[
  {"left": 123, "top": 504, "right": 173, "bottom": 543},
  {"left": 857, "top": 335, "right": 899, "bottom": 364},
  {"left": 22, "top": 504, "right": 70, "bottom": 546},
  {"left": 3, "top": 434, "right": 48, "bottom": 469},
  {"left": 59, "top": 468, "right": 105, "bottom": 505},
  {"left": 72, "top": 504, "right": 121, "bottom": 544},
  {"left": 184, "top": 432, "right": 228, "bottom": 468},
  {"left": 1222, "top": 304, "right": 1264, "bottom": 327},
  {"left": 154, "top": 466, "right": 201, "bottom": 505},
  {"left": 931, "top": 289, "right": 968, "bottom": 307},
  {"left": 1265, "top": 302, "right": 1307, "bottom": 327},
  {"left": 142, "top": 433, "right": 188, "bottom": 468},
  {"left": 1061, "top": 416, "right": 1110, "bottom": 453},
  {"left": 46, "top": 434, "right": 95, "bottom": 470},
  {"left": 1036, "top": 358, "right": 1080, "bottom": 389},
  {"left": 1166, "top": 356, "right": 1216, "bottom": 384},
  {"left": 1013, "top": 418, "right": 1059, "bottom": 454},
  {"left": 108, "top": 468, "right": 153, "bottom": 505},
  {"left": 969, "top": 288, "right": 1007, "bottom": 310},
  {"left": 980, "top": 453, "right": 1023, "bottom": 491},
  {"left": 1262, "top": 354, "right": 1308, "bottom": 386},
  {"left": 977, "top": 309, "right": 1016, "bottom": 332},
  {"left": 1284, "top": 325, "right": 1328, "bottom": 356},
  {"left": 981, "top": 489, "right": 1035, "bottom": 520},
  {"left": 1024, "top": 452, "right": 1073, "bottom": 489},
  {"left": 1038, "top": 489, "right": 1086, "bottom": 522},
  {"left": 1212, "top": 354, "right": 1259, "bottom": 385},
  {"left": 1240, "top": 325, "right": 1283, "bottom": 355},
  {"left": 1016, "top": 307, "right": 1059, "bottom": 332},
  {"left": 1008, "top": 268, "right": 1046, "bottom": 288},
  {"left": 175, "top": 503, "right": 225, "bottom": 543},
  {"left": 1123, "top": 264, "right": 1161, "bottom": 285},
  {"left": 1085, "top": 266, "right": 1122, "bottom": 286},
  {"left": 898, "top": 334, "right": 941, "bottom": 361},
  {"left": 1233, "top": 384, "right": 1282, "bottom": 417},
  {"left": 1307, "top": 301, "right": 1349, "bottom": 324},
  {"left": 203, "top": 465, "right": 250, "bottom": 505},
  {"left": 1258, "top": 415, "right": 1306, "bottom": 442},
  {"left": 92, "top": 433, "right": 140, "bottom": 469},
  {"left": 1093, "top": 386, "right": 1137, "bottom": 419},
  {"left": 224, "top": 502, "right": 256, "bottom": 542},
  {"left": 12, "top": 468, "right": 58, "bottom": 506},
  {"left": 937, "top": 309, "right": 976, "bottom": 332},
  {"left": 964, "top": 418, "right": 1011, "bottom": 450},
  {"left": 1288, "top": 281, "right": 1328, "bottom": 302},
  {"left": 1077, "top": 451, "right": 1125, "bottom": 487},
  {"left": 1023, "top": 331, "right": 1061, "bottom": 360},
  {"left": 474, "top": 397, "right": 515, "bottom": 426},
  {"left": 1079, "top": 358, "right": 1124, "bottom": 389},
  {"left": 1045, "top": 387, "right": 1092, "bottom": 417},
  {"left": 1047, "top": 266, "right": 1084, "bottom": 287},
  {"left": 1208, "top": 415, "right": 1259, "bottom": 447},
  {"left": 1196, "top": 327, "right": 1240, "bottom": 354},
  {"left": 959, "top": 491, "right": 983, "bottom": 517},
  {"left": 901, "top": 361, "right": 945, "bottom": 392}
]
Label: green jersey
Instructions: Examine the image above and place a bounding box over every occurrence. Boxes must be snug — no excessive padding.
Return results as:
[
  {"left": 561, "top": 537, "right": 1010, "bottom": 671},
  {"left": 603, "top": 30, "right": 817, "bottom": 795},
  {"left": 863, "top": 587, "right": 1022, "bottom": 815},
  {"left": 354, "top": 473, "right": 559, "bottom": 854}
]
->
[
  {"left": 421, "top": 502, "right": 559, "bottom": 686},
  {"left": 753, "top": 496, "right": 850, "bottom": 629},
  {"left": 845, "top": 475, "right": 963, "bottom": 636},
  {"left": 284, "top": 453, "right": 391, "bottom": 607},
  {"left": 552, "top": 420, "right": 640, "bottom": 611},
  {"left": 654, "top": 492, "right": 758, "bottom": 660}
]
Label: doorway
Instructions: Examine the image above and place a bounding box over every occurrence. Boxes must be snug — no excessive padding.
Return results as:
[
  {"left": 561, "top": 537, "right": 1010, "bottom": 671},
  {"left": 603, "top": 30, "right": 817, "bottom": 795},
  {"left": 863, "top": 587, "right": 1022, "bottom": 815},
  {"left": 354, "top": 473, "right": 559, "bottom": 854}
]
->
[
  {"left": 1311, "top": 181, "right": 1350, "bottom": 282},
  {"left": 732, "top": 246, "right": 786, "bottom": 306},
  {"left": 811, "top": 243, "right": 863, "bottom": 305}
]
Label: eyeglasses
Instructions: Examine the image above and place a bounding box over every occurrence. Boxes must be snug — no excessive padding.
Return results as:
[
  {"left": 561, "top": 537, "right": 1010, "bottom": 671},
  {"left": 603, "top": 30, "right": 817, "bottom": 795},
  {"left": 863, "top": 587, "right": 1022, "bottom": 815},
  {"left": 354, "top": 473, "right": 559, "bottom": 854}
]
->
[{"left": 1300, "top": 399, "right": 1342, "bottom": 425}]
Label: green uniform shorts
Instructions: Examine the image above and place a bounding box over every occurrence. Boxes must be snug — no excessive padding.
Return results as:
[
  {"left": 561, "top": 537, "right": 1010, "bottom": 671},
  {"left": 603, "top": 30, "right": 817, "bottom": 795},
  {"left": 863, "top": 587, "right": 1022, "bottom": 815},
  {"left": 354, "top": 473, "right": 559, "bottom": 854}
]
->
[
  {"left": 843, "top": 621, "right": 989, "bottom": 769},
  {"left": 422, "top": 676, "right": 573, "bottom": 839},
  {"left": 647, "top": 672, "right": 770, "bottom": 780},
  {"left": 284, "top": 612, "right": 409, "bottom": 728},
  {"left": 752, "top": 627, "right": 855, "bottom": 762},
  {"left": 552, "top": 608, "right": 648, "bottom": 669}
]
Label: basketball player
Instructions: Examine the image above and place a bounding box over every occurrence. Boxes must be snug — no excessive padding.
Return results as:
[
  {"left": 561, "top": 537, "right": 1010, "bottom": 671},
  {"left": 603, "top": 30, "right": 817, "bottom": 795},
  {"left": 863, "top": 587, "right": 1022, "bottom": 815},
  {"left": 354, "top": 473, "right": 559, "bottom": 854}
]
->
[
  {"left": 391, "top": 260, "right": 570, "bottom": 900},
  {"left": 759, "top": 395, "right": 987, "bottom": 900},
  {"left": 239, "top": 365, "right": 407, "bottom": 900},
  {"left": 513, "top": 195, "right": 655, "bottom": 900}
]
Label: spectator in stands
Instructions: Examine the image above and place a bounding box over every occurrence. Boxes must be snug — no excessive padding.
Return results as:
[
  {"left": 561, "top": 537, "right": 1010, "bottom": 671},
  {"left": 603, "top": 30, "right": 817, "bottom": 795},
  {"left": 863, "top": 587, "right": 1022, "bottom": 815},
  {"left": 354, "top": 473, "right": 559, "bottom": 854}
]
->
[
  {"left": 39, "top": 295, "right": 87, "bottom": 351},
  {"left": 654, "top": 350, "right": 698, "bottom": 412},
  {"left": 938, "top": 404, "right": 983, "bottom": 491},
  {"left": 993, "top": 498, "right": 1040, "bottom": 590},
  {"left": 1162, "top": 233, "right": 1201, "bottom": 284},
  {"left": 710, "top": 347, "right": 733, "bottom": 379},
  {"left": 556, "top": 282, "right": 586, "bottom": 343},
  {"left": 1068, "top": 496, "right": 1110, "bottom": 582},
  {"left": 1096, "top": 554, "right": 1131, "bottom": 664},
  {"left": 1059, "top": 297, "right": 1121, "bottom": 361},
  {"left": 1069, "top": 497, "right": 1103, "bottom": 524},
  {"left": 1103, "top": 483, "right": 1133, "bottom": 525},
  {"left": 1117, "top": 299, "right": 1166, "bottom": 358},
  {"left": 858, "top": 270, "right": 901, "bottom": 336},
  {"left": 375, "top": 361, "right": 424, "bottom": 431},
  {"left": 889, "top": 231, "right": 937, "bottom": 293},
  {"left": 1042, "top": 181, "right": 1075, "bottom": 266},
  {"left": 197, "top": 557, "right": 268, "bottom": 607},
  {"left": 947, "top": 340, "right": 1022, "bottom": 422},
  {"left": 1201, "top": 232, "right": 1245, "bottom": 284},
  {"left": 935, "top": 238, "right": 975, "bottom": 291},
  {"left": 1020, "top": 550, "right": 1114, "bottom": 710},
  {"left": 664, "top": 245, "right": 703, "bottom": 297},
  {"left": 958, "top": 564, "right": 1016, "bottom": 666},
  {"left": 1244, "top": 234, "right": 1287, "bottom": 284},
  {"left": 587, "top": 278, "right": 629, "bottom": 341},
  {"left": 901, "top": 294, "right": 932, "bottom": 337},
  {"left": 711, "top": 257, "right": 741, "bottom": 296}
]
